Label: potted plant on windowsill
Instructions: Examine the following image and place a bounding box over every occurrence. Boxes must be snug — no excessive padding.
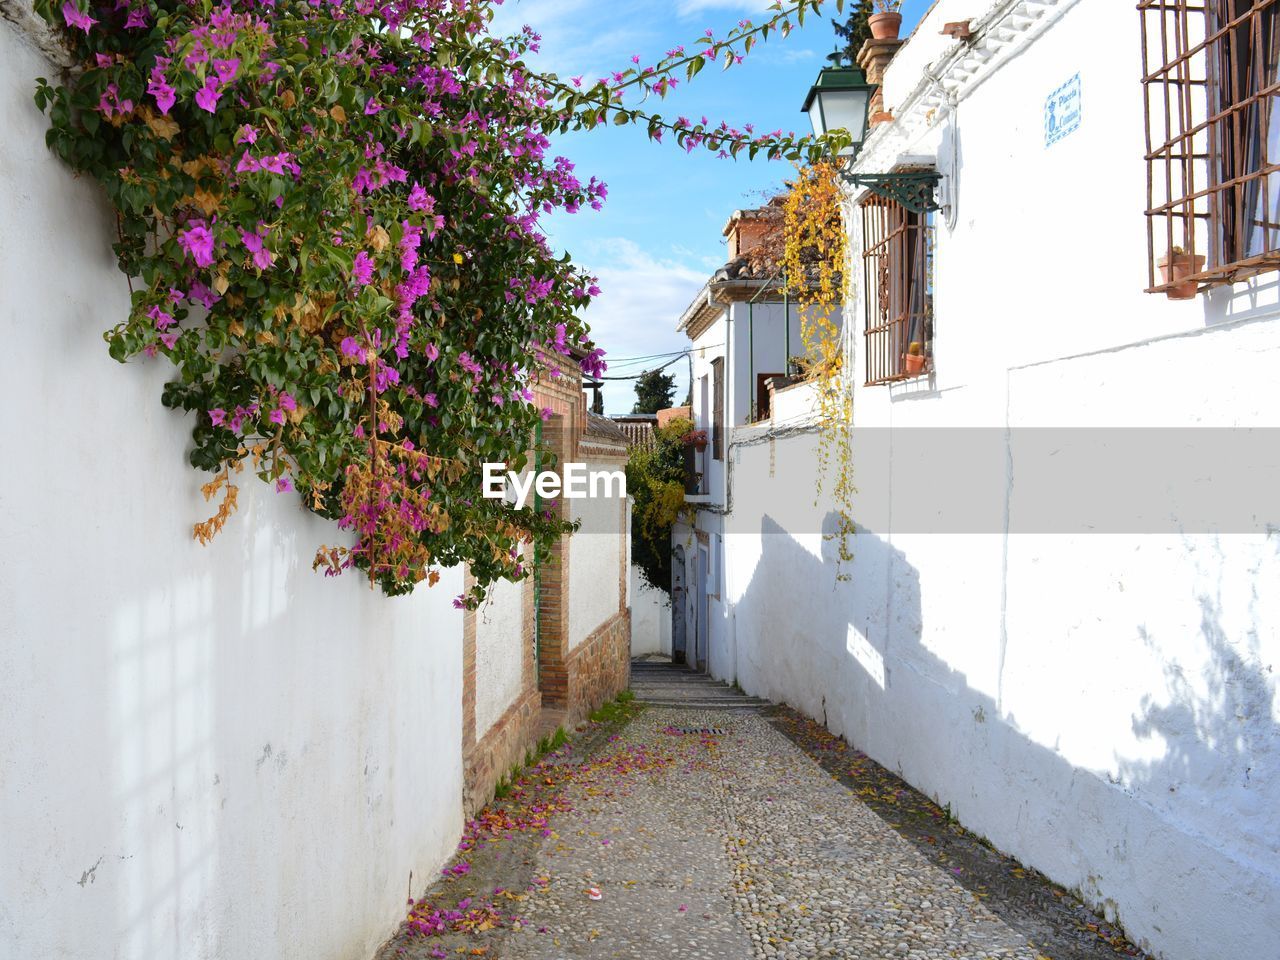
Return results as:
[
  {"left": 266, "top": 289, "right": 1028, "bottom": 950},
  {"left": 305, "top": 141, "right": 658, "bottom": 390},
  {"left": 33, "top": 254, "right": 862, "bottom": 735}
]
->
[
  {"left": 1157, "top": 246, "right": 1206, "bottom": 300},
  {"left": 682, "top": 429, "right": 709, "bottom": 452},
  {"left": 869, "top": 0, "right": 904, "bottom": 40},
  {"left": 903, "top": 341, "right": 927, "bottom": 376}
]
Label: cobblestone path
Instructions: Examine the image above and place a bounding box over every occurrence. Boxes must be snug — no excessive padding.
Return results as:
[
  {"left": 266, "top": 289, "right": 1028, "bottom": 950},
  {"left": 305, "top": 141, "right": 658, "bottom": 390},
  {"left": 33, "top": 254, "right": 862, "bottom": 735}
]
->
[{"left": 378, "top": 662, "right": 1145, "bottom": 960}]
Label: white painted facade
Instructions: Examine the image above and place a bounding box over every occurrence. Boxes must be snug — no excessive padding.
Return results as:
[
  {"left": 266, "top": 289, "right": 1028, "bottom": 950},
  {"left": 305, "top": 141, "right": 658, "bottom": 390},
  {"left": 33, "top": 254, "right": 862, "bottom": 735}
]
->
[
  {"left": 628, "top": 565, "right": 673, "bottom": 657},
  {"left": 0, "top": 14, "right": 630, "bottom": 960},
  {"left": 698, "top": 2, "right": 1280, "bottom": 959},
  {"left": 0, "top": 19, "right": 466, "bottom": 960},
  {"left": 474, "top": 575, "right": 525, "bottom": 739},
  {"left": 568, "top": 458, "right": 628, "bottom": 649}
]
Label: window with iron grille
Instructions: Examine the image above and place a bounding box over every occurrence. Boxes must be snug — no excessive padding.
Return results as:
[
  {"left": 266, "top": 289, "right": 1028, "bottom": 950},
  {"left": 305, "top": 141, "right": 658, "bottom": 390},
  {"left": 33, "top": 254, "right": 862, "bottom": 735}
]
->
[
  {"left": 711, "top": 357, "right": 724, "bottom": 461},
  {"left": 1141, "top": 0, "right": 1280, "bottom": 293},
  {"left": 860, "top": 194, "right": 934, "bottom": 386}
]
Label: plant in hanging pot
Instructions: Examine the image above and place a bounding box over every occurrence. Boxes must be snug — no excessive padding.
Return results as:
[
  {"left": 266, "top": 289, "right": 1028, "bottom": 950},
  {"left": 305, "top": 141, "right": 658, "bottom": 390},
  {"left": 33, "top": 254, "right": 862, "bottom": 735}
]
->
[
  {"left": 1156, "top": 245, "right": 1206, "bottom": 300},
  {"left": 869, "top": 0, "right": 905, "bottom": 40},
  {"left": 682, "top": 429, "right": 709, "bottom": 452},
  {"left": 903, "top": 341, "right": 927, "bottom": 376}
]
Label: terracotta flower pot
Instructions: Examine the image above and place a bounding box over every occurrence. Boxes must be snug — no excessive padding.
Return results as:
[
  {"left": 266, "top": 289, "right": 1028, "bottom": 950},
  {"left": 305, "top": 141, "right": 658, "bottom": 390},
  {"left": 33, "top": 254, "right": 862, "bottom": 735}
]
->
[
  {"left": 1157, "top": 251, "right": 1206, "bottom": 300},
  {"left": 693, "top": 438, "right": 707, "bottom": 452},
  {"left": 869, "top": 12, "right": 903, "bottom": 40},
  {"left": 903, "top": 353, "right": 927, "bottom": 376}
]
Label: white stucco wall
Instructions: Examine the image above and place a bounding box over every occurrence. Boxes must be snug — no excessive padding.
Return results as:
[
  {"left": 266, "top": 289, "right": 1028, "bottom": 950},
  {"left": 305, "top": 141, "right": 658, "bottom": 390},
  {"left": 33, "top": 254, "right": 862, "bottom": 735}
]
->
[
  {"left": 720, "top": 2, "right": 1280, "bottom": 959},
  {"left": 474, "top": 575, "right": 525, "bottom": 739},
  {"left": 629, "top": 565, "right": 672, "bottom": 657},
  {"left": 567, "top": 460, "right": 626, "bottom": 649},
  {"left": 1, "top": 19, "right": 463, "bottom": 960}
]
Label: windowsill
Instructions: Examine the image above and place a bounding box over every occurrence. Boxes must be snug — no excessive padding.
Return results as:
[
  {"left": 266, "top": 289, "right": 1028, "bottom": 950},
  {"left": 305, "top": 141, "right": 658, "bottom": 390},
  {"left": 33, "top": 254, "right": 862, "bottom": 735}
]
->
[{"left": 684, "top": 494, "right": 720, "bottom": 507}]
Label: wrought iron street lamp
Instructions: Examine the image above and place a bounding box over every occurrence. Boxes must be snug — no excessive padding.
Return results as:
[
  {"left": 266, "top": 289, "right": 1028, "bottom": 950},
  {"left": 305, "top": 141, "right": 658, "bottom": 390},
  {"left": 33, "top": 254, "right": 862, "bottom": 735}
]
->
[
  {"left": 801, "top": 66, "right": 939, "bottom": 214},
  {"left": 801, "top": 66, "right": 873, "bottom": 149}
]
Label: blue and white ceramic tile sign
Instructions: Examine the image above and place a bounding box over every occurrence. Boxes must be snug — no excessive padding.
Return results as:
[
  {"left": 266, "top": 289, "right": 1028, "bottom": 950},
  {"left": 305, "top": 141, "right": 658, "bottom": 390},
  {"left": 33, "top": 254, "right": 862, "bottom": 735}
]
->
[{"left": 1045, "top": 74, "right": 1082, "bottom": 147}]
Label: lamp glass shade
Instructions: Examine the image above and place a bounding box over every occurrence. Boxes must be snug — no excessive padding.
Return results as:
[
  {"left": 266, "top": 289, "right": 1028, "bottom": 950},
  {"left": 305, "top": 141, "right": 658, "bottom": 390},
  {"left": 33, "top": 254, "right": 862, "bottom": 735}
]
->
[{"left": 801, "top": 67, "right": 873, "bottom": 153}]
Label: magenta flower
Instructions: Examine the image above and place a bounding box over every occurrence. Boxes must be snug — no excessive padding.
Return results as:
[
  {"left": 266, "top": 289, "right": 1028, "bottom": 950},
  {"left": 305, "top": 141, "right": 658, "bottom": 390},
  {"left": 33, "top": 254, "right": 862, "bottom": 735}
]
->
[
  {"left": 209, "top": 408, "right": 226, "bottom": 426},
  {"left": 123, "top": 5, "right": 148, "bottom": 29},
  {"left": 146, "top": 305, "right": 175, "bottom": 330},
  {"left": 279, "top": 392, "right": 297, "bottom": 411},
  {"left": 276, "top": 477, "right": 293, "bottom": 493},
  {"left": 194, "top": 78, "right": 221, "bottom": 113},
  {"left": 61, "top": 1, "right": 96, "bottom": 32},
  {"left": 177, "top": 222, "right": 216, "bottom": 268},
  {"left": 213, "top": 58, "right": 240, "bottom": 85},
  {"left": 351, "top": 250, "right": 375, "bottom": 285},
  {"left": 425, "top": 342, "right": 439, "bottom": 362},
  {"left": 240, "top": 227, "right": 275, "bottom": 271},
  {"left": 340, "top": 337, "right": 362, "bottom": 359},
  {"left": 269, "top": 409, "right": 286, "bottom": 425}
]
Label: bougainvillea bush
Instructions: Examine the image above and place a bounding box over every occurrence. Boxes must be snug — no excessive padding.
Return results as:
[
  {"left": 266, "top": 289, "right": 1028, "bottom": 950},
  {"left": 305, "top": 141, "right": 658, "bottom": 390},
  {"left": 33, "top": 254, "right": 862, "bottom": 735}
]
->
[{"left": 33, "top": 0, "right": 846, "bottom": 603}]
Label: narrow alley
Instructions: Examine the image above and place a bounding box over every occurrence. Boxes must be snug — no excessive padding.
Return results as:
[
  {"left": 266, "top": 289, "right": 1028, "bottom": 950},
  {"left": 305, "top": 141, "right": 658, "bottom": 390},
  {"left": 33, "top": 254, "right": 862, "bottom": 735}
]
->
[{"left": 378, "top": 661, "right": 1144, "bottom": 960}]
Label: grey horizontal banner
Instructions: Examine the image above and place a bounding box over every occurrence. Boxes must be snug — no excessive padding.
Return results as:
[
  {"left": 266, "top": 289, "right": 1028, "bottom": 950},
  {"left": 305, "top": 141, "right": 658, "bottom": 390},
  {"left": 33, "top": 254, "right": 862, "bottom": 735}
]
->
[{"left": 726, "top": 428, "right": 1280, "bottom": 535}]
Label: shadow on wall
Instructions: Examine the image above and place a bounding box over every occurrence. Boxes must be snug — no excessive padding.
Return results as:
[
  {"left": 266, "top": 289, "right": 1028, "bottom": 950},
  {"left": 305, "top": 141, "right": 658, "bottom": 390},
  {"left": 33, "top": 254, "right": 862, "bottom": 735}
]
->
[
  {"left": 0, "top": 478, "right": 460, "bottom": 960},
  {"left": 731, "top": 514, "right": 1277, "bottom": 958}
]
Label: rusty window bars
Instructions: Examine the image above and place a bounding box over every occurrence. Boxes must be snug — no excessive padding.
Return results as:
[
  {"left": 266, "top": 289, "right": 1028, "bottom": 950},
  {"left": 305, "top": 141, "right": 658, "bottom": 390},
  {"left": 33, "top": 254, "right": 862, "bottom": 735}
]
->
[
  {"left": 1141, "top": 0, "right": 1280, "bottom": 293},
  {"left": 860, "top": 193, "right": 934, "bottom": 386}
]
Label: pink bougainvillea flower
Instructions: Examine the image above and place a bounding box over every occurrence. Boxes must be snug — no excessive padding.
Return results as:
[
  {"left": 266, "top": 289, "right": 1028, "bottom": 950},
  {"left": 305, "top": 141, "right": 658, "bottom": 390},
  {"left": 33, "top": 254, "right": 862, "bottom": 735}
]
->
[
  {"left": 423, "top": 393, "right": 438, "bottom": 408},
  {"left": 148, "top": 70, "right": 176, "bottom": 115},
  {"left": 364, "top": 98, "right": 382, "bottom": 115},
  {"left": 240, "top": 226, "right": 275, "bottom": 270},
  {"left": 213, "top": 58, "right": 240, "bottom": 85},
  {"left": 209, "top": 408, "right": 226, "bottom": 426},
  {"left": 188, "top": 281, "right": 220, "bottom": 309},
  {"left": 275, "top": 477, "right": 293, "bottom": 493},
  {"left": 540, "top": 407, "right": 553, "bottom": 421},
  {"left": 351, "top": 250, "right": 374, "bottom": 285},
  {"left": 61, "top": 1, "right": 96, "bottom": 32},
  {"left": 146, "top": 305, "right": 175, "bottom": 330},
  {"left": 424, "top": 342, "right": 439, "bottom": 362},
  {"left": 234, "top": 124, "right": 258, "bottom": 145},
  {"left": 177, "top": 221, "right": 215, "bottom": 268},
  {"left": 194, "top": 78, "right": 221, "bottom": 113},
  {"left": 269, "top": 409, "right": 286, "bottom": 425},
  {"left": 158, "top": 331, "right": 179, "bottom": 350},
  {"left": 407, "top": 183, "right": 434, "bottom": 212},
  {"left": 279, "top": 392, "right": 297, "bottom": 412}
]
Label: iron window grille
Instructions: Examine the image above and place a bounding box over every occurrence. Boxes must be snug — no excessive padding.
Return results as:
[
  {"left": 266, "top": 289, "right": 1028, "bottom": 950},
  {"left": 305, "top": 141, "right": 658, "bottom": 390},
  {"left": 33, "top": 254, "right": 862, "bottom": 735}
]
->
[
  {"left": 1141, "top": 0, "right": 1280, "bottom": 293},
  {"left": 860, "top": 193, "right": 935, "bottom": 386},
  {"left": 711, "top": 357, "right": 724, "bottom": 461}
]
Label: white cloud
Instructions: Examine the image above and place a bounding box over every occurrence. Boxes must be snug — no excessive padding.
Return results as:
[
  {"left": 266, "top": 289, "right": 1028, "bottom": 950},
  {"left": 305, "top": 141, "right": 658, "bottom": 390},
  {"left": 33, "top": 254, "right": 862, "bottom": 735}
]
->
[{"left": 575, "top": 237, "right": 710, "bottom": 413}]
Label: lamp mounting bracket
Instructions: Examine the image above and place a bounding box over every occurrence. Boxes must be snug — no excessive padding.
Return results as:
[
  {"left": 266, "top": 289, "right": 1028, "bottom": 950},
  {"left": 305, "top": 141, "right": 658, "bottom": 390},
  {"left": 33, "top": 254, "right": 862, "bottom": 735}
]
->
[{"left": 842, "top": 171, "right": 941, "bottom": 214}]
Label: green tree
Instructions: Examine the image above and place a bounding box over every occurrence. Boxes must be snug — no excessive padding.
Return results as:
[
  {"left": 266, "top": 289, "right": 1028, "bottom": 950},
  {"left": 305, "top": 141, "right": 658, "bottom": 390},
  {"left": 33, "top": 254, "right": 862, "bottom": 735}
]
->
[
  {"left": 626, "top": 418, "right": 693, "bottom": 596},
  {"left": 831, "top": 1, "right": 874, "bottom": 65},
  {"left": 632, "top": 369, "right": 677, "bottom": 414}
]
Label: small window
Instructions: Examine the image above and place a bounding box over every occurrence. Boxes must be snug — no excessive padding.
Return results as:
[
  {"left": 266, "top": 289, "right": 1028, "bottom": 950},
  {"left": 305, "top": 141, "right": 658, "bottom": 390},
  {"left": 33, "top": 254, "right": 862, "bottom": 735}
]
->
[
  {"left": 711, "top": 357, "right": 724, "bottom": 460},
  {"left": 755, "top": 372, "right": 784, "bottom": 420},
  {"left": 1141, "top": 0, "right": 1280, "bottom": 293},
  {"left": 861, "top": 194, "right": 934, "bottom": 386}
]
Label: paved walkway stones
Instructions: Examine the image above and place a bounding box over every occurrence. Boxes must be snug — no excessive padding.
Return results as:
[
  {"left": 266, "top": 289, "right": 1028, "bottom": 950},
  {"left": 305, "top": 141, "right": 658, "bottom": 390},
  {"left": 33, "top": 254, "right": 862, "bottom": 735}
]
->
[{"left": 378, "top": 662, "right": 1146, "bottom": 960}]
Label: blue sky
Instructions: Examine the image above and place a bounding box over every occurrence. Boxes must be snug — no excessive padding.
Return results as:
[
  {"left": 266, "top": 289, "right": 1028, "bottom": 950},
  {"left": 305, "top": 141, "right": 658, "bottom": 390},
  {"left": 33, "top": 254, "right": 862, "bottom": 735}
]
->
[{"left": 490, "top": 0, "right": 930, "bottom": 413}]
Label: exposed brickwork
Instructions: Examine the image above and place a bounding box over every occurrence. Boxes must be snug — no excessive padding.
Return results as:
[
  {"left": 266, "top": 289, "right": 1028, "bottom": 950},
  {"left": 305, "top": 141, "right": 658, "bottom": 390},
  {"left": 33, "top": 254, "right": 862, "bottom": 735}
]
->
[
  {"left": 462, "top": 685, "right": 542, "bottom": 815},
  {"left": 459, "top": 352, "right": 631, "bottom": 812},
  {"left": 561, "top": 611, "right": 632, "bottom": 726}
]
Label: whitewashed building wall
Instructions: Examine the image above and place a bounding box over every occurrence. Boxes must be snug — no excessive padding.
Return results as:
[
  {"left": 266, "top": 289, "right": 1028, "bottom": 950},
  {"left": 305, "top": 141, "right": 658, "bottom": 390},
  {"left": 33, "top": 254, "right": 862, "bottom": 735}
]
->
[
  {"left": 0, "top": 16, "right": 465, "bottom": 960},
  {"left": 721, "top": 1, "right": 1280, "bottom": 959}
]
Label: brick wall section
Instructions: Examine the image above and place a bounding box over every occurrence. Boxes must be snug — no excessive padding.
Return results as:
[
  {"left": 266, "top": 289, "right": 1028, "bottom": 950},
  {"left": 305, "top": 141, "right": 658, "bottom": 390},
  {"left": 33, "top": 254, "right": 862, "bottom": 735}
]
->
[
  {"left": 462, "top": 545, "right": 543, "bottom": 816},
  {"left": 561, "top": 611, "right": 632, "bottom": 725},
  {"left": 459, "top": 353, "right": 633, "bottom": 813}
]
